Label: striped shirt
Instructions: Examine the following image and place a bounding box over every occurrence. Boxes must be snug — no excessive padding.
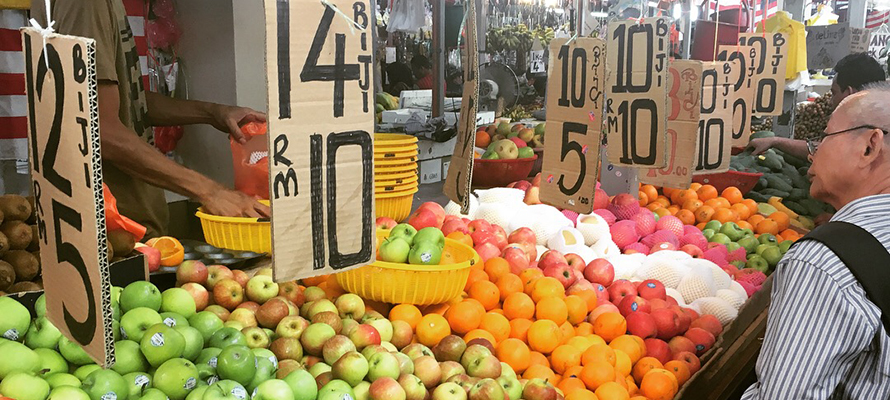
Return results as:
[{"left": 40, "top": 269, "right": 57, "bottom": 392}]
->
[{"left": 743, "top": 194, "right": 890, "bottom": 400}]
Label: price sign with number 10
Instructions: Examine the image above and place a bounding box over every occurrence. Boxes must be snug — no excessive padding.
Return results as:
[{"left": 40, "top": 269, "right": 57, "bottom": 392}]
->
[{"left": 265, "top": 0, "right": 376, "bottom": 281}]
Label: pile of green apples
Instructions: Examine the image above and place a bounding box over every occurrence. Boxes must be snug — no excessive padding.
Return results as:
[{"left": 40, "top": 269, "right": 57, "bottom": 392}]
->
[
  {"left": 377, "top": 225, "right": 445, "bottom": 266},
  {"left": 701, "top": 220, "right": 791, "bottom": 273}
]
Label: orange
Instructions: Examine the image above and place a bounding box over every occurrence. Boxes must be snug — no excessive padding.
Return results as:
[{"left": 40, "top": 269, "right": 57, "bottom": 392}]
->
[
  {"left": 696, "top": 184, "right": 718, "bottom": 201},
  {"left": 661, "top": 187, "right": 674, "bottom": 198},
  {"left": 613, "top": 350, "right": 632, "bottom": 377},
  {"left": 742, "top": 199, "right": 759, "bottom": 215},
  {"left": 747, "top": 214, "right": 765, "bottom": 227},
  {"left": 520, "top": 269, "right": 544, "bottom": 293},
  {"left": 631, "top": 357, "right": 664, "bottom": 384},
  {"left": 671, "top": 189, "right": 698, "bottom": 206},
  {"left": 654, "top": 208, "right": 671, "bottom": 218},
  {"left": 704, "top": 198, "right": 730, "bottom": 210},
  {"left": 730, "top": 203, "right": 751, "bottom": 220},
  {"left": 509, "top": 318, "right": 533, "bottom": 341},
  {"left": 576, "top": 322, "right": 595, "bottom": 337},
  {"left": 484, "top": 257, "right": 511, "bottom": 281},
  {"left": 712, "top": 208, "right": 738, "bottom": 224},
  {"left": 149, "top": 236, "right": 185, "bottom": 267},
  {"left": 447, "top": 231, "right": 474, "bottom": 247},
  {"left": 528, "top": 320, "right": 562, "bottom": 354},
  {"left": 416, "top": 314, "right": 450, "bottom": 347},
  {"left": 529, "top": 351, "right": 550, "bottom": 369},
  {"left": 580, "top": 361, "right": 616, "bottom": 391},
  {"left": 675, "top": 209, "right": 696, "bottom": 226},
  {"left": 464, "top": 329, "right": 497, "bottom": 345},
  {"left": 532, "top": 277, "right": 566, "bottom": 302},
  {"left": 496, "top": 338, "right": 531, "bottom": 373},
  {"left": 567, "top": 336, "right": 593, "bottom": 353},
  {"left": 551, "top": 345, "right": 583, "bottom": 374},
  {"left": 559, "top": 322, "right": 576, "bottom": 345},
  {"left": 582, "top": 343, "right": 616, "bottom": 366},
  {"left": 625, "top": 376, "right": 639, "bottom": 396},
  {"left": 780, "top": 229, "right": 800, "bottom": 241},
  {"left": 666, "top": 205, "right": 680, "bottom": 215},
  {"left": 565, "top": 365, "right": 584, "bottom": 379},
  {"left": 389, "top": 304, "right": 422, "bottom": 329},
  {"left": 566, "top": 389, "right": 598, "bottom": 400},
  {"left": 480, "top": 312, "right": 511, "bottom": 343},
  {"left": 445, "top": 300, "right": 484, "bottom": 335},
  {"left": 523, "top": 364, "right": 558, "bottom": 383},
  {"left": 646, "top": 203, "right": 663, "bottom": 212},
  {"left": 681, "top": 198, "right": 703, "bottom": 211},
  {"left": 640, "top": 185, "right": 659, "bottom": 204},
  {"left": 565, "top": 295, "right": 589, "bottom": 325},
  {"left": 689, "top": 182, "right": 703, "bottom": 191},
  {"left": 639, "top": 369, "right": 678, "bottom": 400},
  {"left": 558, "top": 377, "right": 588, "bottom": 396},
  {"left": 609, "top": 335, "right": 644, "bottom": 364},
  {"left": 503, "top": 292, "right": 535, "bottom": 320},
  {"left": 573, "top": 289, "right": 599, "bottom": 312},
  {"left": 663, "top": 360, "right": 691, "bottom": 386},
  {"left": 469, "top": 280, "right": 500, "bottom": 311},
  {"left": 653, "top": 196, "right": 671, "bottom": 208},
  {"left": 755, "top": 219, "right": 779, "bottom": 235},
  {"left": 536, "top": 296, "right": 569, "bottom": 325},
  {"left": 637, "top": 192, "right": 649, "bottom": 207},
  {"left": 594, "top": 382, "right": 629, "bottom": 400},
  {"left": 769, "top": 211, "right": 790, "bottom": 231},
  {"left": 465, "top": 269, "right": 489, "bottom": 292},
  {"left": 737, "top": 220, "right": 753, "bottom": 231},
  {"left": 721, "top": 186, "right": 743, "bottom": 204},
  {"left": 495, "top": 275, "right": 523, "bottom": 302},
  {"left": 593, "top": 313, "right": 627, "bottom": 343},
  {"left": 694, "top": 205, "right": 715, "bottom": 224},
  {"left": 475, "top": 130, "right": 491, "bottom": 148}
]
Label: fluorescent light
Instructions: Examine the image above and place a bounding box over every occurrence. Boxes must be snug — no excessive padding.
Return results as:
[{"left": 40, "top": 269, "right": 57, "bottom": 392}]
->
[
  {"left": 672, "top": 3, "right": 681, "bottom": 19},
  {"left": 590, "top": 11, "right": 608, "bottom": 17},
  {"left": 648, "top": 1, "right": 659, "bottom": 7},
  {"left": 691, "top": 6, "right": 699, "bottom": 20}
]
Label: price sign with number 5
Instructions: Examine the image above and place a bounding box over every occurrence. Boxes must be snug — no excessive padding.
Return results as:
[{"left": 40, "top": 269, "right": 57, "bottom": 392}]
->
[
  {"left": 265, "top": 0, "right": 376, "bottom": 280},
  {"left": 22, "top": 29, "right": 114, "bottom": 366}
]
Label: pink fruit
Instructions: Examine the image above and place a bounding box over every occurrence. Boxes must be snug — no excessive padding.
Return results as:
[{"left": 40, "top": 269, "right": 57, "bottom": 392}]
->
[
  {"left": 735, "top": 269, "right": 767, "bottom": 287},
  {"left": 728, "top": 248, "right": 747, "bottom": 263},
  {"left": 702, "top": 247, "right": 729, "bottom": 266},
  {"left": 607, "top": 193, "right": 641, "bottom": 220},
  {"left": 474, "top": 242, "right": 501, "bottom": 262},
  {"left": 609, "top": 220, "right": 640, "bottom": 250},
  {"left": 593, "top": 188, "right": 610, "bottom": 210},
  {"left": 682, "top": 225, "right": 701, "bottom": 236},
  {"left": 680, "top": 244, "right": 704, "bottom": 258},
  {"left": 502, "top": 246, "right": 530, "bottom": 274},
  {"left": 593, "top": 209, "right": 617, "bottom": 226},
  {"left": 655, "top": 215, "right": 684, "bottom": 236},
  {"left": 679, "top": 233, "right": 708, "bottom": 250},
  {"left": 637, "top": 280, "right": 666, "bottom": 301},
  {"left": 623, "top": 243, "right": 650, "bottom": 255},
  {"left": 631, "top": 211, "right": 657, "bottom": 237},
  {"left": 650, "top": 242, "right": 678, "bottom": 253},
  {"left": 510, "top": 137, "right": 528, "bottom": 148},
  {"left": 641, "top": 230, "right": 679, "bottom": 249},
  {"left": 720, "top": 265, "right": 739, "bottom": 277},
  {"left": 737, "top": 280, "right": 757, "bottom": 297},
  {"left": 561, "top": 210, "right": 580, "bottom": 226},
  {"left": 507, "top": 227, "right": 537, "bottom": 246}
]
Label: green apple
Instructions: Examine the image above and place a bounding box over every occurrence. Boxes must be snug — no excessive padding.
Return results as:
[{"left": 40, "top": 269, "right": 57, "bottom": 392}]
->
[
  {"left": 742, "top": 228, "right": 755, "bottom": 237},
  {"left": 123, "top": 372, "right": 152, "bottom": 398},
  {"left": 353, "top": 381, "right": 371, "bottom": 400},
  {"left": 44, "top": 372, "right": 81, "bottom": 389},
  {"left": 368, "top": 351, "right": 401, "bottom": 381},
  {"left": 204, "top": 379, "right": 249, "bottom": 399},
  {"left": 121, "top": 307, "right": 164, "bottom": 342},
  {"left": 408, "top": 241, "right": 442, "bottom": 265},
  {"left": 113, "top": 320, "right": 122, "bottom": 341},
  {"left": 47, "top": 385, "right": 90, "bottom": 400},
  {"left": 0, "top": 372, "right": 50, "bottom": 400},
  {"left": 737, "top": 236, "right": 759, "bottom": 254},
  {"left": 188, "top": 312, "right": 224, "bottom": 342},
  {"left": 185, "top": 386, "right": 208, "bottom": 400},
  {"left": 331, "top": 351, "right": 369, "bottom": 387},
  {"left": 161, "top": 312, "right": 190, "bottom": 328},
  {"left": 283, "top": 368, "right": 317, "bottom": 400},
  {"left": 730, "top": 260, "right": 747, "bottom": 269},
  {"left": 755, "top": 244, "right": 772, "bottom": 256},
  {"left": 746, "top": 254, "right": 769, "bottom": 273},
  {"left": 251, "top": 348, "right": 278, "bottom": 370},
  {"left": 174, "top": 325, "right": 205, "bottom": 361},
  {"left": 217, "top": 345, "right": 256, "bottom": 386},
  {"left": 481, "top": 150, "right": 499, "bottom": 160},
  {"left": 318, "top": 379, "right": 356, "bottom": 400},
  {"left": 208, "top": 327, "right": 247, "bottom": 348},
  {"left": 758, "top": 233, "right": 778, "bottom": 245},
  {"left": 719, "top": 222, "right": 745, "bottom": 242},
  {"left": 368, "top": 319, "right": 394, "bottom": 343},
  {"left": 73, "top": 364, "right": 101, "bottom": 381},
  {"left": 34, "top": 348, "right": 67, "bottom": 375},
  {"left": 112, "top": 339, "right": 149, "bottom": 375},
  {"left": 141, "top": 323, "right": 186, "bottom": 367},
  {"left": 379, "top": 237, "right": 411, "bottom": 263},
  {"left": 389, "top": 224, "right": 418, "bottom": 246},
  {"left": 121, "top": 281, "right": 163, "bottom": 312},
  {"left": 136, "top": 388, "right": 169, "bottom": 400},
  {"left": 0, "top": 296, "right": 30, "bottom": 341},
  {"left": 779, "top": 240, "right": 793, "bottom": 254},
  {"left": 517, "top": 146, "right": 535, "bottom": 159},
  {"left": 0, "top": 339, "right": 40, "bottom": 377},
  {"left": 82, "top": 369, "right": 128, "bottom": 400},
  {"left": 709, "top": 233, "right": 731, "bottom": 245},
  {"left": 308, "top": 362, "right": 331, "bottom": 378},
  {"left": 35, "top": 293, "right": 47, "bottom": 318},
  {"left": 253, "top": 379, "right": 294, "bottom": 400},
  {"left": 153, "top": 358, "right": 199, "bottom": 400},
  {"left": 197, "top": 347, "right": 223, "bottom": 368},
  {"left": 24, "top": 317, "right": 62, "bottom": 349},
  {"left": 497, "top": 376, "right": 522, "bottom": 400},
  {"left": 704, "top": 220, "right": 722, "bottom": 232},
  {"left": 726, "top": 242, "right": 742, "bottom": 253},
  {"left": 761, "top": 246, "right": 783, "bottom": 268},
  {"left": 247, "top": 354, "right": 276, "bottom": 392},
  {"left": 701, "top": 229, "right": 715, "bottom": 240},
  {"left": 161, "top": 288, "right": 197, "bottom": 318},
  {"left": 414, "top": 227, "right": 445, "bottom": 249}
]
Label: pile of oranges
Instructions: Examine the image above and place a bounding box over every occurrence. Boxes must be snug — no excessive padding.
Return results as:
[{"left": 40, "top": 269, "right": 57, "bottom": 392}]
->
[
  {"left": 639, "top": 183, "right": 801, "bottom": 242},
  {"left": 384, "top": 257, "right": 691, "bottom": 400}
]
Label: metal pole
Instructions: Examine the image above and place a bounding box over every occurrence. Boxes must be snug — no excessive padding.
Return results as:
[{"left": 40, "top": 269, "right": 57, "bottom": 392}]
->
[
  {"left": 849, "top": 0, "right": 867, "bottom": 28},
  {"left": 432, "top": 0, "right": 445, "bottom": 117},
  {"left": 681, "top": 0, "right": 694, "bottom": 58},
  {"left": 577, "top": 0, "right": 585, "bottom": 36}
]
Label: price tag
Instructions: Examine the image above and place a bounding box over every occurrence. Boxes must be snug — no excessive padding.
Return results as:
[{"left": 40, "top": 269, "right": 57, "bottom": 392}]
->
[
  {"left": 717, "top": 45, "right": 756, "bottom": 146},
  {"left": 642, "top": 60, "right": 702, "bottom": 189},
  {"left": 443, "top": 0, "right": 479, "bottom": 214},
  {"left": 22, "top": 29, "right": 113, "bottom": 366},
  {"left": 605, "top": 18, "right": 670, "bottom": 168},
  {"left": 539, "top": 38, "right": 606, "bottom": 213},
  {"left": 738, "top": 33, "right": 787, "bottom": 116},
  {"left": 695, "top": 60, "right": 738, "bottom": 174},
  {"left": 529, "top": 50, "right": 546, "bottom": 73},
  {"left": 264, "top": 0, "right": 376, "bottom": 280}
]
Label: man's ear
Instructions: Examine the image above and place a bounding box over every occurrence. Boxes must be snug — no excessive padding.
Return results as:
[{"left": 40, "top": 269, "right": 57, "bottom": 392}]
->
[{"left": 863, "top": 128, "right": 884, "bottom": 159}]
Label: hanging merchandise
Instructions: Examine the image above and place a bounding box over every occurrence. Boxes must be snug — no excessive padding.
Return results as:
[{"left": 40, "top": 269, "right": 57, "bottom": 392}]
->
[
  {"left": 807, "top": 4, "right": 839, "bottom": 26},
  {"left": 757, "top": 11, "right": 807, "bottom": 80},
  {"left": 145, "top": 0, "right": 186, "bottom": 154},
  {"left": 387, "top": 0, "right": 424, "bottom": 33}
]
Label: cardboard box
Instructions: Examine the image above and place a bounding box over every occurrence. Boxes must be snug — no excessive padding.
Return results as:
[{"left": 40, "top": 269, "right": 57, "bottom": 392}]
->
[
  {"left": 419, "top": 156, "right": 452, "bottom": 184},
  {"left": 418, "top": 137, "right": 457, "bottom": 161}
]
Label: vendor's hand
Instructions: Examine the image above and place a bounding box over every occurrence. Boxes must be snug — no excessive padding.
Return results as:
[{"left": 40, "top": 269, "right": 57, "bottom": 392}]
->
[
  {"left": 211, "top": 105, "right": 267, "bottom": 144},
  {"left": 746, "top": 137, "right": 776, "bottom": 155},
  {"left": 201, "top": 189, "right": 271, "bottom": 219}
]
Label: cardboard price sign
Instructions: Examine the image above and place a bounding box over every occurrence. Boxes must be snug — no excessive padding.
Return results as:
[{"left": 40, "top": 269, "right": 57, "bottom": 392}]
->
[
  {"left": 539, "top": 38, "right": 606, "bottom": 213},
  {"left": 264, "top": 0, "right": 376, "bottom": 280},
  {"left": 695, "top": 60, "right": 738, "bottom": 174},
  {"left": 806, "top": 24, "right": 870, "bottom": 69},
  {"left": 443, "top": 0, "right": 479, "bottom": 214},
  {"left": 868, "top": 31, "right": 889, "bottom": 66},
  {"left": 642, "top": 60, "right": 702, "bottom": 189},
  {"left": 21, "top": 29, "right": 113, "bottom": 366},
  {"left": 738, "top": 33, "right": 788, "bottom": 116},
  {"left": 717, "top": 45, "right": 756, "bottom": 146},
  {"left": 605, "top": 18, "right": 670, "bottom": 168}
]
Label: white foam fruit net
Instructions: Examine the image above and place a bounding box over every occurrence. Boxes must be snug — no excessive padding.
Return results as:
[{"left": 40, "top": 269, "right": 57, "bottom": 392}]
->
[
  {"left": 678, "top": 263, "right": 718, "bottom": 303},
  {"left": 691, "top": 297, "right": 739, "bottom": 325},
  {"left": 638, "top": 256, "right": 687, "bottom": 289},
  {"left": 665, "top": 287, "right": 687, "bottom": 306},
  {"left": 444, "top": 196, "right": 480, "bottom": 218},
  {"left": 475, "top": 202, "right": 526, "bottom": 230},
  {"left": 576, "top": 213, "right": 611, "bottom": 246},
  {"left": 729, "top": 281, "right": 749, "bottom": 299},
  {"left": 574, "top": 246, "right": 598, "bottom": 264},
  {"left": 535, "top": 245, "right": 548, "bottom": 261},
  {"left": 591, "top": 239, "right": 621, "bottom": 259},
  {"left": 610, "top": 254, "right": 643, "bottom": 281},
  {"left": 547, "top": 227, "right": 586, "bottom": 254},
  {"left": 477, "top": 188, "right": 526, "bottom": 204},
  {"left": 523, "top": 205, "right": 574, "bottom": 246},
  {"left": 716, "top": 289, "right": 746, "bottom": 310},
  {"left": 250, "top": 151, "right": 268, "bottom": 164}
]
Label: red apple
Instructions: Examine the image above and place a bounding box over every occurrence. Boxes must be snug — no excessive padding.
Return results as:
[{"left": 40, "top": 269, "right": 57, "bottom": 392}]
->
[
  {"left": 665, "top": 296, "right": 679, "bottom": 307},
  {"left": 644, "top": 338, "right": 672, "bottom": 365},
  {"left": 617, "top": 296, "right": 650, "bottom": 316},
  {"left": 650, "top": 242, "right": 678, "bottom": 253},
  {"left": 542, "top": 263, "right": 577, "bottom": 289},
  {"left": 564, "top": 254, "right": 586, "bottom": 272},
  {"left": 213, "top": 278, "right": 244, "bottom": 310},
  {"left": 592, "top": 282, "right": 610, "bottom": 304},
  {"left": 501, "top": 246, "right": 530, "bottom": 274},
  {"left": 567, "top": 279, "right": 594, "bottom": 296},
  {"left": 278, "top": 281, "right": 306, "bottom": 308},
  {"left": 583, "top": 259, "right": 615, "bottom": 286},
  {"left": 232, "top": 270, "right": 250, "bottom": 288},
  {"left": 467, "top": 219, "right": 492, "bottom": 234},
  {"left": 376, "top": 217, "right": 398, "bottom": 230},
  {"left": 206, "top": 265, "right": 234, "bottom": 287},
  {"left": 442, "top": 219, "right": 470, "bottom": 236},
  {"left": 443, "top": 215, "right": 462, "bottom": 224},
  {"left": 651, "top": 308, "right": 682, "bottom": 341},
  {"left": 648, "top": 298, "right": 668, "bottom": 311},
  {"left": 508, "top": 227, "right": 537, "bottom": 246},
  {"left": 625, "top": 312, "right": 657, "bottom": 339},
  {"left": 668, "top": 336, "right": 697, "bottom": 357},
  {"left": 606, "top": 280, "right": 637, "bottom": 303},
  {"left": 524, "top": 186, "right": 541, "bottom": 205},
  {"left": 538, "top": 250, "right": 567, "bottom": 271},
  {"left": 416, "top": 202, "right": 446, "bottom": 227},
  {"left": 181, "top": 282, "right": 210, "bottom": 311},
  {"left": 134, "top": 243, "right": 161, "bottom": 272},
  {"left": 588, "top": 303, "right": 619, "bottom": 324},
  {"left": 690, "top": 315, "right": 723, "bottom": 338},
  {"left": 492, "top": 225, "right": 508, "bottom": 250},
  {"left": 673, "top": 351, "right": 701, "bottom": 374},
  {"left": 684, "top": 327, "right": 716, "bottom": 356},
  {"left": 257, "top": 298, "right": 291, "bottom": 328},
  {"left": 177, "top": 260, "right": 209, "bottom": 286},
  {"left": 408, "top": 209, "right": 439, "bottom": 231},
  {"left": 636, "top": 279, "right": 666, "bottom": 301},
  {"left": 236, "top": 301, "right": 261, "bottom": 313},
  {"left": 531, "top": 173, "right": 542, "bottom": 187},
  {"left": 471, "top": 231, "right": 498, "bottom": 247},
  {"left": 205, "top": 305, "right": 230, "bottom": 321},
  {"left": 680, "top": 244, "right": 704, "bottom": 258},
  {"left": 474, "top": 242, "right": 501, "bottom": 263}
]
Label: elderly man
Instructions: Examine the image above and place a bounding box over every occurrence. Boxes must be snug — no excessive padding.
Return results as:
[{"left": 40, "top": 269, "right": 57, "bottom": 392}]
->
[{"left": 742, "top": 84, "right": 890, "bottom": 399}]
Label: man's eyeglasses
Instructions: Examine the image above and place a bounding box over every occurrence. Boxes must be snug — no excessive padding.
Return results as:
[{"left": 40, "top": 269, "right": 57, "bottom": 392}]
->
[{"left": 807, "top": 125, "right": 889, "bottom": 155}]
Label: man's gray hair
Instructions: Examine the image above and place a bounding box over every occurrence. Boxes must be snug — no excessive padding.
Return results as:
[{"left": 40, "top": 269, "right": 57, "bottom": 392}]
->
[{"left": 839, "top": 82, "right": 890, "bottom": 132}]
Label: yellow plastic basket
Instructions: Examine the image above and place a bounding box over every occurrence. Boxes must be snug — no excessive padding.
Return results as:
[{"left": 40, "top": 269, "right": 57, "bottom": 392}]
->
[
  {"left": 195, "top": 203, "right": 271, "bottom": 253},
  {"left": 375, "top": 182, "right": 418, "bottom": 194},
  {"left": 375, "top": 174, "right": 418, "bottom": 188},
  {"left": 376, "top": 158, "right": 418, "bottom": 167},
  {"left": 374, "top": 150, "right": 419, "bottom": 160},
  {"left": 376, "top": 164, "right": 419, "bottom": 174},
  {"left": 374, "top": 133, "right": 418, "bottom": 146},
  {"left": 374, "top": 143, "right": 418, "bottom": 154},
  {"left": 375, "top": 169, "right": 417, "bottom": 181},
  {"left": 375, "top": 188, "right": 417, "bottom": 221},
  {"left": 336, "top": 230, "right": 480, "bottom": 305}
]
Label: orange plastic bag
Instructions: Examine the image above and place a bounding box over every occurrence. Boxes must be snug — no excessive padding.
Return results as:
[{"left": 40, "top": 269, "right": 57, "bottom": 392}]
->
[
  {"left": 104, "top": 184, "right": 147, "bottom": 241},
  {"left": 231, "top": 122, "right": 270, "bottom": 199}
]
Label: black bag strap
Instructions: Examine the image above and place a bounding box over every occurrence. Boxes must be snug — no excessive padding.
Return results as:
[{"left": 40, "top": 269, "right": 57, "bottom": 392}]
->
[{"left": 792, "top": 221, "right": 890, "bottom": 335}]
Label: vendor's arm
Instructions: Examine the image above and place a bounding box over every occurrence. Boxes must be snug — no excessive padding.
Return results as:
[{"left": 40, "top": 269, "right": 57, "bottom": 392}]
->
[
  {"left": 747, "top": 137, "right": 809, "bottom": 159},
  {"left": 100, "top": 84, "right": 270, "bottom": 218},
  {"left": 741, "top": 254, "right": 875, "bottom": 399},
  {"left": 145, "top": 92, "right": 265, "bottom": 143}
]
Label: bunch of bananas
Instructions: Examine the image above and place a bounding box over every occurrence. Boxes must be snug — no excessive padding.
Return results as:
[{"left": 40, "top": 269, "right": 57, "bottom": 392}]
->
[
  {"left": 503, "top": 105, "right": 534, "bottom": 120},
  {"left": 532, "top": 26, "right": 555, "bottom": 47},
  {"left": 793, "top": 91, "right": 834, "bottom": 140},
  {"left": 487, "top": 24, "right": 535, "bottom": 53}
]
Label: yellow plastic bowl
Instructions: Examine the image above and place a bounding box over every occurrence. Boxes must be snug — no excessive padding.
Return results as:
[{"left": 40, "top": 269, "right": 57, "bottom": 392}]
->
[
  {"left": 375, "top": 174, "right": 418, "bottom": 188},
  {"left": 196, "top": 201, "right": 270, "bottom": 253},
  {"left": 374, "top": 144, "right": 417, "bottom": 154},
  {"left": 376, "top": 164, "right": 419, "bottom": 174},
  {"left": 376, "top": 158, "right": 418, "bottom": 167},
  {"left": 376, "top": 182, "right": 418, "bottom": 194},
  {"left": 375, "top": 188, "right": 417, "bottom": 221},
  {"left": 375, "top": 169, "right": 417, "bottom": 181},
  {"left": 336, "top": 230, "right": 480, "bottom": 305},
  {"left": 375, "top": 133, "right": 418, "bottom": 146},
  {"left": 375, "top": 150, "right": 419, "bottom": 160}
]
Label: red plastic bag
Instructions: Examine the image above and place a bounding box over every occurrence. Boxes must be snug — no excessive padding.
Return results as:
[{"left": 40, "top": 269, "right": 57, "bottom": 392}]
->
[
  {"left": 104, "top": 184, "right": 147, "bottom": 241},
  {"left": 231, "top": 122, "right": 269, "bottom": 199}
]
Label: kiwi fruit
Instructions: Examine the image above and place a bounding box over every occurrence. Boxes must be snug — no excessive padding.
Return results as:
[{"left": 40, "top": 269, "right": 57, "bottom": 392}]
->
[
  {"left": 0, "top": 231, "right": 8, "bottom": 257},
  {"left": 108, "top": 230, "right": 136, "bottom": 257},
  {"left": 26, "top": 225, "right": 39, "bottom": 252},
  {"left": 0, "top": 195, "right": 32, "bottom": 222},
  {"left": 3, "top": 250, "right": 39, "bottom": 282},
  {"left": 7, "top": 281, "right": 41, "bottom": 293},
  {"left": 25, "top": 196, "right": 36, "bottom": 224},
  {"left": 0, "top": 220, "right": 32, "bottom": 250},
  {"left": 0, "top": 261, "right": 14, "bottom": 291}
]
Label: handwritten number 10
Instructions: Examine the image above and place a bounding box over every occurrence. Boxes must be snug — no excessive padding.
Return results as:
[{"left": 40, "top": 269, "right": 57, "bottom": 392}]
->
[{"left": 557, "top": 45, "right": 586, "bottom": 108}]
